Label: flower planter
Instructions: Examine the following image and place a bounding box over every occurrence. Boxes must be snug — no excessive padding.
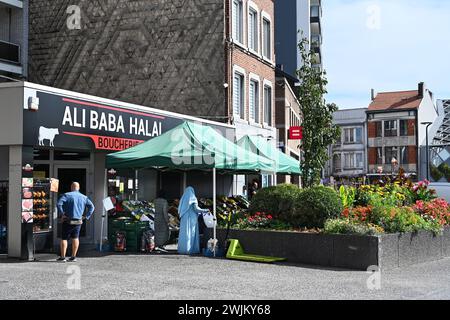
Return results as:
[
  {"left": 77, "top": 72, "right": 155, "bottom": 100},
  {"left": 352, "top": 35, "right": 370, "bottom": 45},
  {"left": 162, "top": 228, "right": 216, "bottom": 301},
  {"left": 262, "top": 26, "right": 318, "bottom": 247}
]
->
[{"left": 216, "top": 227, "right": 450, "bottom": 271}]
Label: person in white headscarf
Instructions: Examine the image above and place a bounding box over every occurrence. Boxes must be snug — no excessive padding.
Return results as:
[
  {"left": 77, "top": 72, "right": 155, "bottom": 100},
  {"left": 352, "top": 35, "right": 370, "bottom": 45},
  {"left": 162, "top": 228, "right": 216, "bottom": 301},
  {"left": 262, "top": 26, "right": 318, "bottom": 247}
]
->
[{"left": 177, "top": 186, "right": 210, "bottom": 255}]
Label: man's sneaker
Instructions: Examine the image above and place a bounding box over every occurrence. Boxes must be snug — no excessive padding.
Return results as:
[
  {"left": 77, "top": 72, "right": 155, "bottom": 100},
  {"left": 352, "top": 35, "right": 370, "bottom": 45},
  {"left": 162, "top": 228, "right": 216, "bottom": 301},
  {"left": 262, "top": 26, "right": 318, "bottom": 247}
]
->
[
  {"left": 68, "top": 257, "right": 77, "bottom": 262},
  {"left": 57, "top": 257, "right": 67, "bottom": 262}
]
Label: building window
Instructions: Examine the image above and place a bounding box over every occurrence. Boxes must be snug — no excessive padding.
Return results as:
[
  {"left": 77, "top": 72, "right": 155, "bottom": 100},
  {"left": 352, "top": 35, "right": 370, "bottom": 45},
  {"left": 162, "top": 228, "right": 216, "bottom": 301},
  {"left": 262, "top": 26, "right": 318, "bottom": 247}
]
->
[
  {"left": 356, "top": 127, "right": 363, "bottom": 143},
  {"left": 400, "top": 120, "right": 409, "bottom": 136},
  {"left": 233, "top": 72, "right": 244, "bottom": 119},
  {"left": 400, "top": 146, "right": 409, "bottom": 164},
  {"left": 344, "top": 127, "right": 363, "bottom": 144},
  {"left": 385, "top": 147, "right": 398, "bottom": 165},
  {"left": 376, "top": 147, "right": 383, "bottom": 164},
  {"left": 264, "top": 85, "right": 272, "bottom": 126},
  {"left": 344, "top": 129, "right": 353, "bottom": 143},
  {"left": 356, "top": 153, "right": 364, "bottom": 169},
  {"left": 333, "top": 154, "right": 341, "bottom": 172},
  {"left": 232, "top": 0, "right": 244, "bottom": 43},
  {"left": 249, "top": 79, "right": 259, "bottom": 123},
  {"left": 375, "top": 122, "right": 382, "bottom": 137},
  {"left": 384, "top": 120, "right": 398, "bottom": 137},
  {"left": 344, "top": 153, "right": 355, "bottom": 169},
  {"left": 262, "top": 18, "right": 271, "bottom": 60},
  {"left": 248, "top": 8, "right": 258, "bottom": 52},
  {"left": 343, "top": 153, "right": 364, "bottom": 169}
]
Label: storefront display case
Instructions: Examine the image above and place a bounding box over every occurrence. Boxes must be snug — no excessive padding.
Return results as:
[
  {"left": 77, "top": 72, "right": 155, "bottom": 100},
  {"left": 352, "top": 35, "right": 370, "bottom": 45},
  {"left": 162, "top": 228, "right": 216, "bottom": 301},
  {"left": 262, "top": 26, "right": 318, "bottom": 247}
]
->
[{"left": 32, "top": 179, "right": 53, "bottom": 251}]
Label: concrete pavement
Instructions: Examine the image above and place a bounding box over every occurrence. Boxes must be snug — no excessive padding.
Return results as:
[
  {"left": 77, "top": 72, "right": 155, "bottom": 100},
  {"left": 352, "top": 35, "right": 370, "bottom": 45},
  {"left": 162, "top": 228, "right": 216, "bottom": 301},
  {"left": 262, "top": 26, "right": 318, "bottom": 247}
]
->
[{"left": 1, "top": 251, "right": 450, "bottom": 300}]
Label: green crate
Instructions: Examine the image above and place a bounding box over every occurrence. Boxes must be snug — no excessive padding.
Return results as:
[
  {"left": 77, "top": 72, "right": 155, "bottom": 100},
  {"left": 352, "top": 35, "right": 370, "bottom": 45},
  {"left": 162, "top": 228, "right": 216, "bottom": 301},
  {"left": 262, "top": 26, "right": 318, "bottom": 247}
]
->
[
  {"left": 124, "top": 221, "right": 138, "bottom": 231},
  {"left": 110, "top": 220, "right": 127, "bottom": 230},
  {"left": 136, "top": 221, "right": 150, "bottom": 229}
]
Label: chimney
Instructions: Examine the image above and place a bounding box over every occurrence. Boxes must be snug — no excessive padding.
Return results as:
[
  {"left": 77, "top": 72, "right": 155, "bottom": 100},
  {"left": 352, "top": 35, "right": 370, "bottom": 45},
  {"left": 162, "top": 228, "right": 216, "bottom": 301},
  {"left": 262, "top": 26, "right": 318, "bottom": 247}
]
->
[
  {"left": 371, "top": 88, "right": 376, "bottom": 101},
  {"left": 418, "top": 82, "right": 425, "bottom": 98}
]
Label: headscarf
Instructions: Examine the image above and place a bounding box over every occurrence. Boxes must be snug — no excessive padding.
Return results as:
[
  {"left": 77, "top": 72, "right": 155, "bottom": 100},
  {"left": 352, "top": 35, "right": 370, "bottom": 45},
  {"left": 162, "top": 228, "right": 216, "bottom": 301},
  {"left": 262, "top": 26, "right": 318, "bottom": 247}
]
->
[{"left": 178, "top": 186, "right": 198, "bottom": 219}]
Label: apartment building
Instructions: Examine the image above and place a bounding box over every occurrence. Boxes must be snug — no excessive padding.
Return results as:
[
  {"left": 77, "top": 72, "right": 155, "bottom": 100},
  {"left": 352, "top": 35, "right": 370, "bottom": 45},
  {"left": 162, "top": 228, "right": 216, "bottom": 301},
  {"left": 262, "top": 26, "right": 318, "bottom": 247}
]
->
[
  {"left": 27, "top": 0, "right": 276, "bottom": 135},
  {"left": 228, "top": 0, "right": 276, "bottom": 139},
  {"left": 275, "top": 68, "right": 302, "bottom": 186},
  {"left": 366, "top": 83, "right": 439, "bottom": 180},
  {"left": 0, "top": 0, "right": 27, "bottom": 80},
  {"left": 27, "top": 0, "right": 277, "bottom": 193},
  {"left": 228, "top": 0, "right": 277, "bottom": 190},
  {"left": 325, "top": 108, "right": 368, "bottom": 182},
  {"left": 275, "top": 0, "right": 323, "bottom": 77}
]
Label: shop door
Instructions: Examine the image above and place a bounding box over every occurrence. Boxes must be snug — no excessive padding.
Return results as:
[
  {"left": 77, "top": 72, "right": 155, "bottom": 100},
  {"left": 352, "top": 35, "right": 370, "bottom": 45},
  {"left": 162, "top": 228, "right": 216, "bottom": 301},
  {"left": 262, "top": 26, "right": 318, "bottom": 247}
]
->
[{"left": 55, "top": 167, "right": 91, "bottom": 241}]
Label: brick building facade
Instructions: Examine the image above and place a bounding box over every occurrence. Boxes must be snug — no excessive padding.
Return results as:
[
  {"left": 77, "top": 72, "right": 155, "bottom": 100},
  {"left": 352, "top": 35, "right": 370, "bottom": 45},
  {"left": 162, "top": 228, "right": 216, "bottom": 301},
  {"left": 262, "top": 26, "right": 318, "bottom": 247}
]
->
[
  {"left": 275, "top": 69, "right": 301, "bottom": 186},
  {"left": 366, "top": 83, "right": 438, "bottom": 179}
]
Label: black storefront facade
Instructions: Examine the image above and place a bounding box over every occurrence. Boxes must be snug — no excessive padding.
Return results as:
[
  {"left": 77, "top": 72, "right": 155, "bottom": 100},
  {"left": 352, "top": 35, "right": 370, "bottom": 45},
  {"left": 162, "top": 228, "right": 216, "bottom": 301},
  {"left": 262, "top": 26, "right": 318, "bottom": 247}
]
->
[{"left": 0, "top": 81, "right": 234, "bottom": 259}]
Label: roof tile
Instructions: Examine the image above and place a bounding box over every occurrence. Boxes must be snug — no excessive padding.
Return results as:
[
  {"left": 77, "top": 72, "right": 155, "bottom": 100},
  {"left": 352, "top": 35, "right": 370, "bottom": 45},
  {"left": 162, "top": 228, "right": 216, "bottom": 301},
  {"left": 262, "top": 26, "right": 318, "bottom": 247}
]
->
[{"left": 368, "top": 90, "right": 422, "bottom": 112}]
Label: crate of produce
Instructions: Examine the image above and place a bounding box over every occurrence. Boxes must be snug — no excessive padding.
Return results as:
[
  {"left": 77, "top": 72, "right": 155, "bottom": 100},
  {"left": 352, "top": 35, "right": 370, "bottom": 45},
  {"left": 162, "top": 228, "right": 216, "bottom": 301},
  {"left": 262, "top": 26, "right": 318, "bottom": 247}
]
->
[
  {"left": 136, "top": 221, "right": 150, "bottom": 229},
  {"left": 124, "top": 221, "right": 138, "bottom": 231},
  {"left": 110, "top": 219, "right": 127, "bottom": 230}
]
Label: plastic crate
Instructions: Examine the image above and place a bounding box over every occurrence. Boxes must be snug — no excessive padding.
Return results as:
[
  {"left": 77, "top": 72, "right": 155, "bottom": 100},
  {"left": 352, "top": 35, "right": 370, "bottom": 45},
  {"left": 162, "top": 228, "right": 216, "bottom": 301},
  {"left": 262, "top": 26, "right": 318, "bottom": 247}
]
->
[
  {"left": 136, "top": 221, "right": 150, "bottom": 229},
  {"left": 110, "top": 219, "right": 127, "bottom": 230},
  {"left": 124, "top": 221, "right": 138, "bottom": 231}
]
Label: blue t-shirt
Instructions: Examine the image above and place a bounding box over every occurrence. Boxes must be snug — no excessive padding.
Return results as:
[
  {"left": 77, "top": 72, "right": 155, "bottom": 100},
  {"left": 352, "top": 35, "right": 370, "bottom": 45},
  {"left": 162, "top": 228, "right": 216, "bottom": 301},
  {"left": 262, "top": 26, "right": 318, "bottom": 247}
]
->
[{"left": 57, "top": 191, "right": 95, "bottom": 220}]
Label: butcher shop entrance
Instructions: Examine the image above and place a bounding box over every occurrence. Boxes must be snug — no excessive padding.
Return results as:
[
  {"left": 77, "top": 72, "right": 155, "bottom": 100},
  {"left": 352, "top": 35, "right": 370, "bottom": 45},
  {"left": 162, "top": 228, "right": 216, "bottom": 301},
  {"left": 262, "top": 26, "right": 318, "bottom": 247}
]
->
[
  {"left": 32, "top": 149, "right": 93, "bottom": 252},
  {"left": 0, "top": 81, "right": 235, "bottom": 259}
]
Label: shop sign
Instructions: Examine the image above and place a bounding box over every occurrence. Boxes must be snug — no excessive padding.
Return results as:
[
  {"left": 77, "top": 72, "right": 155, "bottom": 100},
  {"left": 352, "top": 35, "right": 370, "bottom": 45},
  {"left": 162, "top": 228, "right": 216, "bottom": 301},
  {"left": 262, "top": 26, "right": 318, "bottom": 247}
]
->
[
  {"left": 289, "top": 126, "right": 303, "bottom": 140},
  {"left": 23, "top": 91, "right": 184, "bottom": 152}
]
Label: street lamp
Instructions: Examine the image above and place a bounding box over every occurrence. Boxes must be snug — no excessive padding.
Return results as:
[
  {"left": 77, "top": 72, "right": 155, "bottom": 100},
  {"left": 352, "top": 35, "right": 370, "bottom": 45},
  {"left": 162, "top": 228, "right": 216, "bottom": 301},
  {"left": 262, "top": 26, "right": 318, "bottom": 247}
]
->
[{"left": 421, "top": 122, "right": 433, "bottom": 181}]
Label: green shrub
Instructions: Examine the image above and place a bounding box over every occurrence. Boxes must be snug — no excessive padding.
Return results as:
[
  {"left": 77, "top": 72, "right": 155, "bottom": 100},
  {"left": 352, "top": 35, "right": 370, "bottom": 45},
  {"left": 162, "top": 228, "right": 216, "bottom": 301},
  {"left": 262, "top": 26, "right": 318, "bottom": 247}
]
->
[
  {"left": 339, "top": 186, "right": 356, "bottom": 208},
  {"left": 431, "top": 165, "right": 444, "bottom": 182},
  {"left": 249, "top": 184, "right": 302, "bottom": 222},
  {"left": 324, "top": 219, "right": 384, "bottom": 236},
  {"left": 438, "top": 163, "right": 450, "bottom": 182},
  {"left": 293, "top": 186, "right": 343, "bottom": 228}
]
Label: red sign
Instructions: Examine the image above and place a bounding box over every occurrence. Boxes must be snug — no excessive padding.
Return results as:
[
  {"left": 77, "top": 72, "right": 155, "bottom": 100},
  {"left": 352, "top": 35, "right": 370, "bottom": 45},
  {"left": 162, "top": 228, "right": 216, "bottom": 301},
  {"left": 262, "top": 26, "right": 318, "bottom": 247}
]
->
[
  {"left": 289, "top": 126, "right": 303, "bottom": 140},
  {"left": 64, "top": 132, "right": 144, "bottom": 151}
]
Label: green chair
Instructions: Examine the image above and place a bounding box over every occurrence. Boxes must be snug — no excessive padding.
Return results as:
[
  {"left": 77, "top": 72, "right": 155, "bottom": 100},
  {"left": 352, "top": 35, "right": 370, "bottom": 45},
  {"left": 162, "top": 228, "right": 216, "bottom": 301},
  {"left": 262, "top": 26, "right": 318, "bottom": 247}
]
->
[{"left": 226, "top": 239, "right": 286, "bottom": 263}]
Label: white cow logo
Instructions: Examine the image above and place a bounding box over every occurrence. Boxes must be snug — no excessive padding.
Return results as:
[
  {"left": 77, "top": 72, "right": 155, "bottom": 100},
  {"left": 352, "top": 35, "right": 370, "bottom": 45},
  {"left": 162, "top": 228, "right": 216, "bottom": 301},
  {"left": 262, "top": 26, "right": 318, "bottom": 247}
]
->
[{"left": 38, "top": 127, "right": 60, "bottom": 147}]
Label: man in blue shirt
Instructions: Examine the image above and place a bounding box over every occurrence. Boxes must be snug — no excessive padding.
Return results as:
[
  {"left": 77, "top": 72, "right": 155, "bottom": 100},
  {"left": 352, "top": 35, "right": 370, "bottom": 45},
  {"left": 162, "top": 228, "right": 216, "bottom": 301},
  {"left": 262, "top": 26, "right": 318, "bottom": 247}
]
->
[{"left": 57, "top": 182, "right": 95, "bottom": 262}]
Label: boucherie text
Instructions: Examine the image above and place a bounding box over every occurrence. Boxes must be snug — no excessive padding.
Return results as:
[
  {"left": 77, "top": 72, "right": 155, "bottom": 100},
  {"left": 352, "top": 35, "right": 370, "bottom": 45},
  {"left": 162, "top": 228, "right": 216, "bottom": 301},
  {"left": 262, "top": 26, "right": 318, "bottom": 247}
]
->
[{"left": 62, "top": 106, "right": 162, "bottom": 137}]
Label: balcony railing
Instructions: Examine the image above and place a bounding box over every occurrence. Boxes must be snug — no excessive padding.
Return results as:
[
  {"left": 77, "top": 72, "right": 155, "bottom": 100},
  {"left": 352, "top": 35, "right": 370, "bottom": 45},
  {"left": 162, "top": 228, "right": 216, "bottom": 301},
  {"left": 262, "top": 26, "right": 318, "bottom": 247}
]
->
[
  {"left": 0, "top": 40, "right": 20, "bottom": 64},
  {"left": 310, "top": 5, "right": 321, "bottom": 19}
]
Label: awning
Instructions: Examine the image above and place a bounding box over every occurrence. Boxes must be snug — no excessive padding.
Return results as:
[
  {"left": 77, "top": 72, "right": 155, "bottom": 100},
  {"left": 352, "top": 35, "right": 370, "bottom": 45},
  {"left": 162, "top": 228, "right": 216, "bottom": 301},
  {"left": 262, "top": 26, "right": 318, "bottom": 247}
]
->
[
  {"left": 237, "top": 135, "right": 301, "bottom": 175},
  {"left": 106, "top": 121, "right": 275, "bottom": 173}
]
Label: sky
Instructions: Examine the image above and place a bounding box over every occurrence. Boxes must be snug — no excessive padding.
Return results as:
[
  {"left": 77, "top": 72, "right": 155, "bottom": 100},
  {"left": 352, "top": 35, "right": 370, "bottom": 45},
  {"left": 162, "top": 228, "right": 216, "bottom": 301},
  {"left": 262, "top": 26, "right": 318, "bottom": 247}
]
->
[{"left": 322, "top": 0, "right": 450, "bottom": 109}]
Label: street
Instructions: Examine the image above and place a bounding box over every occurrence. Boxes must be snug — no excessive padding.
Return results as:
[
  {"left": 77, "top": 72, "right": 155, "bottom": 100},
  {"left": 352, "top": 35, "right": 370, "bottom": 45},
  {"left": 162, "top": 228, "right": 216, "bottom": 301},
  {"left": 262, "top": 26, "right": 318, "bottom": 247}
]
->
[{"left": 1, "top": 250, "right": 450, "bottom": 300}]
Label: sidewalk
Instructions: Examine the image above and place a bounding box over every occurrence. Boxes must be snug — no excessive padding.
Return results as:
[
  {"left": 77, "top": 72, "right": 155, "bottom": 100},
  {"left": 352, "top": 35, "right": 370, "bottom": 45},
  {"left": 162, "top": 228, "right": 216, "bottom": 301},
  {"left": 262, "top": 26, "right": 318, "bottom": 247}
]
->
[{"left": 1, "top": 253, "right": 450, "bottom": 300}]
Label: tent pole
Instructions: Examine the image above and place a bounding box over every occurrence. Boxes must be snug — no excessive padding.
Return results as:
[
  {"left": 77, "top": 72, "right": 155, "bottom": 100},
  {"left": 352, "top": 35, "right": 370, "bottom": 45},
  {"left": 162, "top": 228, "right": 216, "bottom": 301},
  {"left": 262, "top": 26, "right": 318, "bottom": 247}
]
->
[
  {"left": 135, "top": 169, "right": 139, "bottom": 201},
  {"left": 213, "top": 167, "right": 217, "bottom": 257},
  {"left": 183, "top": 171, "right": 187, "bottom": 191}
]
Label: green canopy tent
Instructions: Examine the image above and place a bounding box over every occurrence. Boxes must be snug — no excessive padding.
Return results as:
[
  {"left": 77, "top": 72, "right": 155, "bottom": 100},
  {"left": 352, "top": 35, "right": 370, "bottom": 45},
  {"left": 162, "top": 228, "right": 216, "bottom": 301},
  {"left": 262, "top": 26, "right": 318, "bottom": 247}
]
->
[
  {"left": 237, "top": 135, "right": 301, "bottom": 176},
  {"left": 106, "top": 121, "right": 275, "bottom": 255}
]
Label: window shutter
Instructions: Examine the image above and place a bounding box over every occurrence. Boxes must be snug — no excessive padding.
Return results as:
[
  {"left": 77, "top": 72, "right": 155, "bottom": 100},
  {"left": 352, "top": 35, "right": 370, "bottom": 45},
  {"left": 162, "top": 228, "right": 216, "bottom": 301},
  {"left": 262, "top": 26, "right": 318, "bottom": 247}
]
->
[
  {"left": 249, "top": 81, "right": 255, "bottom": 120},
  {"left": 264, "top": 86, "right": 272, "bottom": 125},
  {"left": 263, "top": 19, "right": 271, "bottom": 59},
  {"left": 233, "top": 75, "right": 241, "bottom": 117},
  {"left": 233, "top": 1, "right": 238, "bottom": 40}
]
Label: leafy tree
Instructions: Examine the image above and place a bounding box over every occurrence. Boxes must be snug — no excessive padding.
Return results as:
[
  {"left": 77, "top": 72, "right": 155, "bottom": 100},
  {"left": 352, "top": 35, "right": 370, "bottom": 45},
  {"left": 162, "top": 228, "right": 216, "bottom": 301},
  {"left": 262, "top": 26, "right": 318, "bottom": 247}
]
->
[{"left": 296, "top": 36, "right": 340, "bottom": 187}]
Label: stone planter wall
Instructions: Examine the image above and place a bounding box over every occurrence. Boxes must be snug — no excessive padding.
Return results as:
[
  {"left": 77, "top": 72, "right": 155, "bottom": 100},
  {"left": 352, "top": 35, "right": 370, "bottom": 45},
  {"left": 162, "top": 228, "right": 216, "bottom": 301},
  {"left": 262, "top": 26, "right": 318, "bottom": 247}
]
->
[{"left": 217, "top": 227, "right": 450, "bottom": 271}]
